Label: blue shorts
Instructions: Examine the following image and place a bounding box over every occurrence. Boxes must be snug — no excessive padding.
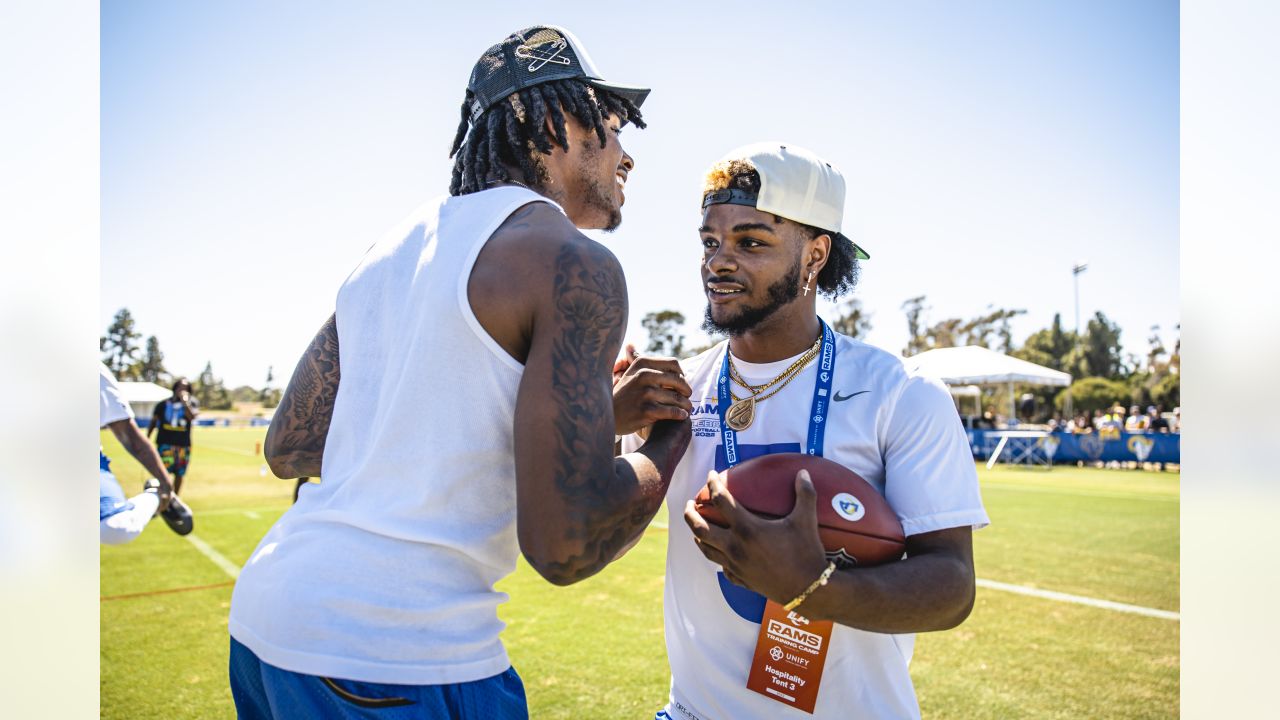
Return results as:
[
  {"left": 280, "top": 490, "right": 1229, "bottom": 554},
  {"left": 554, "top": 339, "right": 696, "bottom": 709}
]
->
[{"left": 229, "top": 636, "right": 528, "bottom": 719}]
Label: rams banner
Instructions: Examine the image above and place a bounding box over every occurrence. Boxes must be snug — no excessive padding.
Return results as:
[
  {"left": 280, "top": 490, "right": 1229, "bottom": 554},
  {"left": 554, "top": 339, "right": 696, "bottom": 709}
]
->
[{"left": 968, "top": 430, "right": 1180, "bottom": 464}]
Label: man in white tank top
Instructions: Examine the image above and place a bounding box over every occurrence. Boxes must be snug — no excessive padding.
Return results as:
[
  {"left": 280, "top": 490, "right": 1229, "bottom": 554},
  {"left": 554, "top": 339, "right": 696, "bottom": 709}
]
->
[
  {"left": 228, "top": 26, "right": 692, "bottom": 719},
  {"left": 622, "top": 144, "right": 988, "bottom": 719}
]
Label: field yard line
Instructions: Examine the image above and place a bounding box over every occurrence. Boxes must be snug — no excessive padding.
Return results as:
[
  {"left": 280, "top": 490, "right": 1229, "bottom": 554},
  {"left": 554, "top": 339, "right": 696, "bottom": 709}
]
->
[
  {"left": 198, "top": 505, "right": 291, "bottom": 517},
  {"left": 185, "top": 534, "right": 241, "bottom": 580},
  {"left": 976, "top": 578, "right": 1179, "bottom": 620},
  {"left": 101, "top": 580, "right": 236, "bottom": 602},
  {"left": 244, "top": 511, "right": 261, "bottom": 519},
  {"left": 198, "top": 445, "right": 261, "bottom": 459},
  {"left": 981, "top": 481, "right": 1179, "bottom": 503}
]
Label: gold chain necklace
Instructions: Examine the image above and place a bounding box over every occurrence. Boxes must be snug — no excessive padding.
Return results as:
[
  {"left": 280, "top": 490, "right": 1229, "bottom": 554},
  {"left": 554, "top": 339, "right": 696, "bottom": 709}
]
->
[
  {"left": 724, "top": 333, "right": 823, "bottom": 432},
  {"left": 728, "top": 334, "right": 822, "bottom": 395}
]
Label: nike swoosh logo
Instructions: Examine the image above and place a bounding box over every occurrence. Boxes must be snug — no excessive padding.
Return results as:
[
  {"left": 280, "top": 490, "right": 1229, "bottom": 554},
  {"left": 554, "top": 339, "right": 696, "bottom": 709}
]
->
[{"left": 833, "top": 390, "right": 870, "bottom": 402}]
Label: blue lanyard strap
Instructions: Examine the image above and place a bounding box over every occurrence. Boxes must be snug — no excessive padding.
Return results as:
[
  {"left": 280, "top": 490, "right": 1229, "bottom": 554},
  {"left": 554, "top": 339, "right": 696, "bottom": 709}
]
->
[{"left": 717, "top": 319, "right": 836, "bottom": 467}]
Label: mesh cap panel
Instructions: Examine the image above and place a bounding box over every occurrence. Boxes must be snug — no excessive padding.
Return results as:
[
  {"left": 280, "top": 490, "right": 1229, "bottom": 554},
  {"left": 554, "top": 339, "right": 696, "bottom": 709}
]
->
[{"left": 466, "top": 25, "right": 648, "bottom": 122}]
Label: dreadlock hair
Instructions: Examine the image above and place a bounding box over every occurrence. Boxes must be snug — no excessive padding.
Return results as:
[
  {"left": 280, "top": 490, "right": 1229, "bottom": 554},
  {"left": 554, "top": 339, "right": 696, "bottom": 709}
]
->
[
  {"left": 448, "top": 78, "right": 645, "bottom": 196},
  {"left": 701, "top": 160, "right": 860, "bottom": 300}
]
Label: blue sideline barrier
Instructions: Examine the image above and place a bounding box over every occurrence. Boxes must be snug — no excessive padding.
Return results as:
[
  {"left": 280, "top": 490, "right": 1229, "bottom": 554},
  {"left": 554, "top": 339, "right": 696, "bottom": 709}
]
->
[{"left": 967, "top": 429, "right": 1179, "bottom": 464}]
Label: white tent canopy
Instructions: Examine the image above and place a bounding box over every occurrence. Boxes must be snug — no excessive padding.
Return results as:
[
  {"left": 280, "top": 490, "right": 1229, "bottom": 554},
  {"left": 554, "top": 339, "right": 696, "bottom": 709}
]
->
[
  {"left": 904, "top": 346, "right": 1072, "bottom": 422},
  {"left": 904, "top": 346, "right": 1071, "bottom": 387},
  {"left": 948, "top": 384, "right": 982, "bottom": 417},
  {"left": 118, "top": 381, "right": 172, "bottom": 402},
  {"left": 117, "top": 381, "right": 172, "bottom": 421}
]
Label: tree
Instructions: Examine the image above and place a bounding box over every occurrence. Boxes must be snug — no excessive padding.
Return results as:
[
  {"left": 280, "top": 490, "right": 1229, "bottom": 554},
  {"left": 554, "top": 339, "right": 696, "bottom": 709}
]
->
[
  {"left": 1151, "top": 372, "right": 1180, "bottom": 409},
  {"left": 959, "top": 307, "right": 1025, "bottom": 351},
  {"left": 137, "top": 336, "right": 169, "bottom": 384},
  {"left": 1012, "top": 316, "right": 1076, "bottom": 372},
  {"left": 194, "top": 361, "right": 232, "bottom": 410},
  {"left": 1054, "top": 377, "right": 1130, "bottom": 415},
  {"left": 260, "top": 366, "right": 276, "bottom": 403},
  {"left": 101, "top": 308, "right": 143, "bottom": 379},
  {"left": 900, "top": 296, "right": 1024, "bottom": 356},
  {"left": 641, "top": 310, "right": 686, "bottom": 358},
  {"left": 901, "top": 296, "right": 929, "bottom": 356},
  {"left": 831, "top": 298, "right": 872, "bottom": 340},
  {"left": 261, "top": 387, "right": 284, "bottom": 408},
  {"left": 1011, "top": 314, "right": 1078, "bottom": 415},
  {"left": 1146, "top": 324, "right": 1166, "bottom": 373},
  {"left": 1082, "top": 311, "right": 1126, "bottom": 379},
  {"left": 1048, "top": 313, "right": 1072, "bottom": 365},
  {"left": 230, "top": 385, "right": 262, "bottom": 404}
]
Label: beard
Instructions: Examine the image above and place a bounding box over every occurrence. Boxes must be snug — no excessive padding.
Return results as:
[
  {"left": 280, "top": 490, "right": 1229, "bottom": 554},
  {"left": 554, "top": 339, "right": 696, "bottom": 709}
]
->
[
  {"left": 580, "top": 174, "right": 622, "bottom": 231},
  {"left": 701, "top": 255, "right": 803, "bottom": 337},
  {"left": 571, "top": 138, "right": 623, "bottom": 231}
]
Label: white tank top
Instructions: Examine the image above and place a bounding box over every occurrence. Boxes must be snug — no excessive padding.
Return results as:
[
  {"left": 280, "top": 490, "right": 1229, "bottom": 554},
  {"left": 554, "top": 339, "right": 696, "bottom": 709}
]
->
[{"left": 229, "top": 187, "right": 561, "bottom": 684}]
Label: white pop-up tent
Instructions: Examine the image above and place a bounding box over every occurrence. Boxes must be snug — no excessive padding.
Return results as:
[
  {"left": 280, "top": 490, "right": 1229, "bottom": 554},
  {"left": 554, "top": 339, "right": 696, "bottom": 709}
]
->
[
  {"left": 117, "top": 381, "right": 172, "bottom": 422},
  {"left": 948, "top": 384, "right": 983, "bottom": 417},
  {"left": 904, "top": 345, "right": 1071, "bottom": 420}
]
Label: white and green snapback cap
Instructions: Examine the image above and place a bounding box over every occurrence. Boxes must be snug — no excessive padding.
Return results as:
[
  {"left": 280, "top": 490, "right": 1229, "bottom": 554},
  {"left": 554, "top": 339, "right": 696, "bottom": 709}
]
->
[{"left": 703, "top": 142, "right": 869, "bottom": 260}]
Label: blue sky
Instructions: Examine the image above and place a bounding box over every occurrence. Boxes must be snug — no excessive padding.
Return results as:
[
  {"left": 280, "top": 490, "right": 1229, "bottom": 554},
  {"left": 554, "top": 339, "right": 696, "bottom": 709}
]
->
[{"left": 101, "top": 0, "right": 1178, "bottom": 387}]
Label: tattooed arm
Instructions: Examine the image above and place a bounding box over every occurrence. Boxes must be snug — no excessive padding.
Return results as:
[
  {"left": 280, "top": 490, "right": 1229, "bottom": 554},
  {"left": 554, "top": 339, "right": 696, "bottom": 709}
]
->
[
  {"left": 505, "top": 231, "right": 691, "bottom": 586},
  {"left": 263, "top": 314, "right": 340, "bottom": 479}
]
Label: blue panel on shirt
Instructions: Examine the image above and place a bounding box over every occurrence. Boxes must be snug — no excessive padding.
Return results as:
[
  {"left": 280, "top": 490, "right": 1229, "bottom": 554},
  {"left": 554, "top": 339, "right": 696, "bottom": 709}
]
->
[
  {"left": 712, "top": 442, "right": 801, "bottom": 623},
  {"left": 713, "top": 442, "right": 800, "bottom": 473}
]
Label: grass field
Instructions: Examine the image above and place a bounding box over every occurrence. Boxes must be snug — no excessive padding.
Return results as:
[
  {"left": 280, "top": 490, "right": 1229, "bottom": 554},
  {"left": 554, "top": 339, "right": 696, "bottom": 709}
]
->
[{"left": 101, "top": 428, "right": 1179, "bottom": 718}]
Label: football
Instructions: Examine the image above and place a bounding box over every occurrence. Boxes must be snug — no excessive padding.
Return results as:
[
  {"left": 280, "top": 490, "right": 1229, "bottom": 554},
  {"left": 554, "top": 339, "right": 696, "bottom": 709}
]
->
[{"left": 694, "top": 453, "right": 906, "bottom": 567}]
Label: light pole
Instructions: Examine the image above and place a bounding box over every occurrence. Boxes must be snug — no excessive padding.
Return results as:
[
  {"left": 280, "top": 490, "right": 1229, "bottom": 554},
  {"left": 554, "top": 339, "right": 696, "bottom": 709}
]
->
[
  {"left": 1073, "top": 261, "right": 1088, "bottom": 340},
  {"left": 1068, "top": 262, "right": 1088, "bottom": 420}
]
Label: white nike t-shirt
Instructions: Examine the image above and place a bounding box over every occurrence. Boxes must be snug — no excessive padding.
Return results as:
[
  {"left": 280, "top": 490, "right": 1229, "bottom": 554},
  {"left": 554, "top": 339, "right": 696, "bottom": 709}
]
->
[{"left": 629, "top": 331, "right": 989, "bottom": 720}]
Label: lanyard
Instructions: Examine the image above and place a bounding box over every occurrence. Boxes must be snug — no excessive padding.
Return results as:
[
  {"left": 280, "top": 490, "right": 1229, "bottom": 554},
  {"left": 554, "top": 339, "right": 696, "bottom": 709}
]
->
[{"left": 716, "top": 319, "right": 836, "bottom": 467}]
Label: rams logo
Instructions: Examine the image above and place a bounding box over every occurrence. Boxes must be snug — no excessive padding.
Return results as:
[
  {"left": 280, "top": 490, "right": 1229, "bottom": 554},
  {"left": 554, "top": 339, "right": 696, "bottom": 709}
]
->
[{"left": 831, "top": 492, "right": 865, "bottom": 522}]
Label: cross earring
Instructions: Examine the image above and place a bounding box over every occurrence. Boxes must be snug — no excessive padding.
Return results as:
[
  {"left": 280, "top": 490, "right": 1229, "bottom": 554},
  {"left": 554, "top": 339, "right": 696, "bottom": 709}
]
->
[{"left": 802, "top": 270, "right": 815, "bottom": 296}]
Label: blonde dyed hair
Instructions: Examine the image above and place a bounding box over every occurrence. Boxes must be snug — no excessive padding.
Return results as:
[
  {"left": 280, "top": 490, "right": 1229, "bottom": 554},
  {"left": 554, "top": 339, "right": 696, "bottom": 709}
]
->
[
  {"left": 702, "top": 159, "right": 761, "bottom": 196},
  {"left": 700, "top": 156, "right": 862, "bottom": 300}
]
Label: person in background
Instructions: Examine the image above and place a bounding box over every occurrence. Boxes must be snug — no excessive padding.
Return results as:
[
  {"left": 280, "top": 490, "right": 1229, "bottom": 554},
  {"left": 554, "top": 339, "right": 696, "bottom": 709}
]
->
[
  {"left": 1148, "top": 405, "right": 1170, "bottom": 433},
  {"left": 101, "top": 363, "right": 193, "bottom": 542},
  {"left": 1144, "top": 405, "right": 1171, "bottom": 472},
  {"left": 147, "top": 377, "right": 199, "bottom": 495},
  {"left": 1124, "top": 404, "right": 1149, "bottom": 433},
  {"left": 1096, "top": 408, "right": 1123, "bottom": 466}
]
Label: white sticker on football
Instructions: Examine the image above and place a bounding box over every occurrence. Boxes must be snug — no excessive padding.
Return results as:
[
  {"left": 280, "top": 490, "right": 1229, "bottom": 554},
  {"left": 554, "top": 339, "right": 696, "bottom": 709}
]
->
[{"left": 831, "top": 492, "right": 865, "bottom": 522}]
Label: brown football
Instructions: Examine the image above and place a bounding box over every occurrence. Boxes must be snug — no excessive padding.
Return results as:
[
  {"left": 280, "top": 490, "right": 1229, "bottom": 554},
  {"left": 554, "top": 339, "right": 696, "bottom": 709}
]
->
[{"left": 694, "top": 453, "right": 906, "bottom": 567}]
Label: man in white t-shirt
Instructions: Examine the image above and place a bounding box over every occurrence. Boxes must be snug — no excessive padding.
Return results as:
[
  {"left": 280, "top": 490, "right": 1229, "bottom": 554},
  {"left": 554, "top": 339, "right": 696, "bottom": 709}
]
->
[
  {"left": 623, "top": 144, "right": 988, "bottom": 719},
  {"left": 99, "top": 363, "right": 193, "bottom": 543}
]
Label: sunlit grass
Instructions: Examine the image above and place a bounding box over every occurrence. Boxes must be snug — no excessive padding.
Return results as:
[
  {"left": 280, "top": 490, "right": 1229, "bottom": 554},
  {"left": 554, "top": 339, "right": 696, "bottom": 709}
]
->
[{"left": 100, "top": 428, "right": 1178, "bottom": 718}]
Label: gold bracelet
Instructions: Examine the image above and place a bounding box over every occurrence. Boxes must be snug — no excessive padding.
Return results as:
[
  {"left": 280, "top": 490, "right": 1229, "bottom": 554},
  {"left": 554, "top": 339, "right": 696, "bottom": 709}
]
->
[{"left": 783, "top": 561, "right": 837, "bottom": 612}]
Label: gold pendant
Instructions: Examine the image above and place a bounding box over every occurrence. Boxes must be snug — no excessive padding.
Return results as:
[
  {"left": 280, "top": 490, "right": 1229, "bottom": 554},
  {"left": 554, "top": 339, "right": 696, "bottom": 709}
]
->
[{"left": 726, "top": 395, "right": 755, "bottom": 431}]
